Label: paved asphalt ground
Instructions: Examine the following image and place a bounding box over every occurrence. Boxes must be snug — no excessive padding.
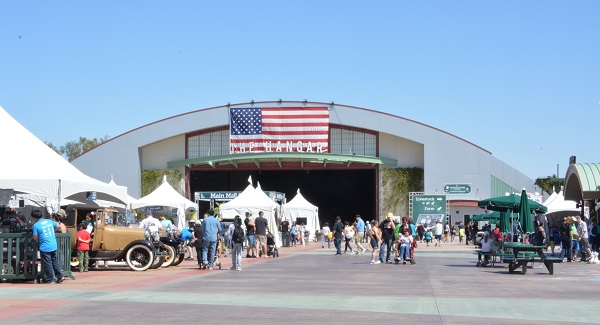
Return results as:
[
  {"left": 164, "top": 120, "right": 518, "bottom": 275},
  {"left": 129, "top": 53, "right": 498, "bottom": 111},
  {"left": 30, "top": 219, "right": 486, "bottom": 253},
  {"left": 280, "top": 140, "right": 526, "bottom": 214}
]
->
[{"left": 1, "top": 240, "right": 599, "bottom": 325}]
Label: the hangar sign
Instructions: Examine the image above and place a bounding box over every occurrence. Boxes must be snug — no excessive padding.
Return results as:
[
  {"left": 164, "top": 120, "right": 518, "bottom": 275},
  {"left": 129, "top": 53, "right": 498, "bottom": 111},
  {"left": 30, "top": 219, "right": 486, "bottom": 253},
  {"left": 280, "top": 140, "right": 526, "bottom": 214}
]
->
[{"left": 229, "top": 107, "right": 329, "bottom": 154}]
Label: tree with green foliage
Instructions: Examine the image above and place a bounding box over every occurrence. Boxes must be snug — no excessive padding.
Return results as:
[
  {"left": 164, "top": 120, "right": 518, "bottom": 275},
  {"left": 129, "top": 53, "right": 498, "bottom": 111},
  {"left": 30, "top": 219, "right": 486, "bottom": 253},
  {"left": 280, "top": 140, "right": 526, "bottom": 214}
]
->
[
  {"left": 140, "top": 169, "right": 183, "bottom": 197},
  {"left": 534, "top": 175, "right": 563, "bottom": 196},
  {"left": 60, "top": 136, "right": 110, "bottom": 162},
  {"left": 44, "top": 141, "right": 61, "bottom": 155}
]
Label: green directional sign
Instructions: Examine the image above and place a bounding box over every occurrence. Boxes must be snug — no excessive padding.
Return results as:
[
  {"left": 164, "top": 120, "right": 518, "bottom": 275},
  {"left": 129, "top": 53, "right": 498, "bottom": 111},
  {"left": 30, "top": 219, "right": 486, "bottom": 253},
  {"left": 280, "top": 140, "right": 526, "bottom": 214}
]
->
[
  {"left": 444, "top": 184, "right": 471, "bottom": 194},
  {"left": 412, "top": 194, "right": 447, "bottom": 229}
]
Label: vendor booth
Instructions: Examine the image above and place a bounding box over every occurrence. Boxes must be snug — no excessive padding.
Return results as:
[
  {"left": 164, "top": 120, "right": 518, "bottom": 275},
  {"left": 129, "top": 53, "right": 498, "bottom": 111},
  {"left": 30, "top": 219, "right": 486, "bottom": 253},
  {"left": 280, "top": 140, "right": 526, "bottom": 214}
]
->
[
  {"left": 219, "top": 184, "right": 281, "bottom": 247},
  {"left": 284, "top": 189, "right": 320, "bottom": 242},
  {"left": 131, "top": 176, "right": 198, "bottom": 230}
]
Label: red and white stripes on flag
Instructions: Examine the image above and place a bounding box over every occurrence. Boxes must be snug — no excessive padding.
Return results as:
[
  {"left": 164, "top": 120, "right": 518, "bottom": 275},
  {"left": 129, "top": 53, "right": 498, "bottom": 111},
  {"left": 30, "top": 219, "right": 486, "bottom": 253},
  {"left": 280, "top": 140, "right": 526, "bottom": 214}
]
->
[{"left": 229, "top": 106, "right": 329, "bottom": 153}]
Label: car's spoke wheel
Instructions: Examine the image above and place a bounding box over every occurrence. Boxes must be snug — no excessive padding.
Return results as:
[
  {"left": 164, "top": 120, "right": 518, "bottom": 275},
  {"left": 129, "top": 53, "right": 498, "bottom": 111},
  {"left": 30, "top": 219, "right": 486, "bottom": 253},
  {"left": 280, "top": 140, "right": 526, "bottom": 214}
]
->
[
  {"left": 161, "top": 245, "right": 176, "bottom": 268},
  {"left": 125, "top": 244, "right": 153, "bottom": 271}
]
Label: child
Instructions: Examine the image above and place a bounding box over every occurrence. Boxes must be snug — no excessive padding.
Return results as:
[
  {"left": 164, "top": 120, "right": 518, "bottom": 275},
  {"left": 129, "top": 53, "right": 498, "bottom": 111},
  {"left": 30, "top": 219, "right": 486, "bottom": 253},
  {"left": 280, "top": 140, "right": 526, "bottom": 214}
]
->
[
  {"left": 425, "top": 228, "right": 432, "bottom": 247},
  {"left": 458, "top": 227, "right": 465, "bottom": 243},
  {"left": 77, "top": 222, "right": 91, "bottom": 272}
]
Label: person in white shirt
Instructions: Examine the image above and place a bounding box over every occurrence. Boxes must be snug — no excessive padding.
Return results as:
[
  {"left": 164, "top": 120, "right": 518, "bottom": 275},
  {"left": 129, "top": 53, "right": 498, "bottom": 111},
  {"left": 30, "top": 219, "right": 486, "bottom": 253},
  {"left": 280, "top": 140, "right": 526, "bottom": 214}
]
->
[
  {"left": 139, "top": 210, "right": 162, "bottom": 234},
  {"left": 480, "top": 231, "right": 493, "bottom": 266},
  {"left": 434, "top": 220, "right": 443, "bottom": 247},
  {"left": 321, "top": 223, "right": 331, "bottom": 249}
]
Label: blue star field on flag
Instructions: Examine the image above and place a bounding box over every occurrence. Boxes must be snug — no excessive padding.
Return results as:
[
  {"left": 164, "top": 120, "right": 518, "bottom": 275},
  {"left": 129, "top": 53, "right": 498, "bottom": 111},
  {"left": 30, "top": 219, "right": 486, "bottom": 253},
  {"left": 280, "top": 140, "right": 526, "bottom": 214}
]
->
[{"left": 230, "top": 108, "right": 262, "bottom": 135}]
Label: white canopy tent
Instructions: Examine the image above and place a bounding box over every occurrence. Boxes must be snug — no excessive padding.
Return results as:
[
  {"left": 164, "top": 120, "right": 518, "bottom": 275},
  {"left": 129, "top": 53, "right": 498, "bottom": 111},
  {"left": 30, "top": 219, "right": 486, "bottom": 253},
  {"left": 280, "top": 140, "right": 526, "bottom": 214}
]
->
[
  {"left": 0, "top": 105, "right": 128, "bottom": 211},
  {"left": 131, "top": 176, "right": 198, "bottom": 230},
  {"left": 284, "top": 189, "right": 320, "bottom": 241},
  {"left": 544, "top": 189, "right": 580, "bottom": 226},
  {"left": 219, "top": 184, "right": 281, "bottom": 247},
  {"left": 542, "top": 188, "right": 558, "bottom": 207}
]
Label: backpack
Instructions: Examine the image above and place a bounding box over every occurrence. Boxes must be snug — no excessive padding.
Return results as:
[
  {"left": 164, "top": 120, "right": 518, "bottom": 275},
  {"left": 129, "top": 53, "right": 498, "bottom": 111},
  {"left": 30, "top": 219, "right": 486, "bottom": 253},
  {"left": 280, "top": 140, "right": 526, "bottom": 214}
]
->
[{"left": 232, "top": 226, "right": 244, "bottom": 243}]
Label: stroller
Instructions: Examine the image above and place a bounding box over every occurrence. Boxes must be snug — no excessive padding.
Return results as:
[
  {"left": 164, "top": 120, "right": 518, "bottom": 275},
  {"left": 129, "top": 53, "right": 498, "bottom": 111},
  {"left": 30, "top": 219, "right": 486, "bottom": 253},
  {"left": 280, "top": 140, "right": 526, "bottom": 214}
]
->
[{"left": 259, "top": 233, "right": 280, "bottom": 258}]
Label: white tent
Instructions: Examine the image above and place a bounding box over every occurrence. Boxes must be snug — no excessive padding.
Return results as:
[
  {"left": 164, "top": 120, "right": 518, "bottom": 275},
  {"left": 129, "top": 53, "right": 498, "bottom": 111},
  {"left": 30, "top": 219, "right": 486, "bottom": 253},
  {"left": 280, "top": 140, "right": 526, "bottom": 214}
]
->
[
  {"left": 131, "top": 176, "right": 198, "bottom": 230},
  {"left": 219, "top": 184, "right": 281, "bottom": 247},
  {"left": 0, "top": 105, "right": 128, "bottom": 210},
  {"left": 284, "top": 189, "right": 320, "bottom": 241},
  {"left": 542, "top": 188, "right": 558, "bottom": 207},
  {"left": 545, "top": 189, "right": 580, "bottom": 226}
]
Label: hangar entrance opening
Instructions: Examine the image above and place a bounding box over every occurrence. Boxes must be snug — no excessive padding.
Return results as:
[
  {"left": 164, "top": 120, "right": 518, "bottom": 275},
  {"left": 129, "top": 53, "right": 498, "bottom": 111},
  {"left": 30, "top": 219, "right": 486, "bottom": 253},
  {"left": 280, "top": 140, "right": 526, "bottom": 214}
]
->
[{"left": 190, "top": 169, "right": 377, "bottom": 226}]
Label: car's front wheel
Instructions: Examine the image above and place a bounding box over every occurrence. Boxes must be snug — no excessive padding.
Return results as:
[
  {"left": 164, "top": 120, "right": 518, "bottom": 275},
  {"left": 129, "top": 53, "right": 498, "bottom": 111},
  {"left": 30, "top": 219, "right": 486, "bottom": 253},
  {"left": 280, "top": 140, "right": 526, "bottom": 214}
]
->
[{"left": 125, "top": 244, "right": 154, "bottom": 271}]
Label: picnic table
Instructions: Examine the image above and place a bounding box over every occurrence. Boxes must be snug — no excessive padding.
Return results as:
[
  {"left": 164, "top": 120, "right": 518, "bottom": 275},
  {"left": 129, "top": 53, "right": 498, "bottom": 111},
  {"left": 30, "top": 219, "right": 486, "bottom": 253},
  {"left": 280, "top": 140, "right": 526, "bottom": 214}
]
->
[{"left": 499, "top": 242, "right": 562, "bottom": 275}]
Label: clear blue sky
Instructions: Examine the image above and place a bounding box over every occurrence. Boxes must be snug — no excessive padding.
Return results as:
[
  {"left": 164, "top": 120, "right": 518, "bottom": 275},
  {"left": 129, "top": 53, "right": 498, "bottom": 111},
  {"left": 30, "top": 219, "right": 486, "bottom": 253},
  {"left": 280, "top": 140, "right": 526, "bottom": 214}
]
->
[{"left": 1, "top": 1, "right": 598, "bottom": 180}]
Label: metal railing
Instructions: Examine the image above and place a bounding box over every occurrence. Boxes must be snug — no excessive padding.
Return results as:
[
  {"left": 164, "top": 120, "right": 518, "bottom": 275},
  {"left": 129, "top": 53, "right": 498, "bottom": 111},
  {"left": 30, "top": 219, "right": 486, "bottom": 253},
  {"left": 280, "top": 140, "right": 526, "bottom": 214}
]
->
[{"left": 1, "top": 232, "right": 73, "bottom": 283}]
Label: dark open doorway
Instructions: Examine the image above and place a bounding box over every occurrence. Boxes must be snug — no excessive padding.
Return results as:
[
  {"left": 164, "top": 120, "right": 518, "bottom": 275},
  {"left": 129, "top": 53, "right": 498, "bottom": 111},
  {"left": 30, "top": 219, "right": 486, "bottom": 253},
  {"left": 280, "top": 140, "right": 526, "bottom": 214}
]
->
[{"left": 190, "top": 169, "right": 377, "bottom": 227}]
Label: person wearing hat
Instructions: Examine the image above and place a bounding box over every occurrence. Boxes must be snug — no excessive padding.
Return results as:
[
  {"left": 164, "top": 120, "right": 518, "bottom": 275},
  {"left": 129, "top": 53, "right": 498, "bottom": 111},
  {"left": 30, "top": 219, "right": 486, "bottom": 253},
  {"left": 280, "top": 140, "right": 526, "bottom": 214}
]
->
[
  {"left": 332, "top": 216, "right": 344, "bottom": 255},
  {"left": 31, "top": 209, "right": 66, "bottom": 284},
  {"left": 378, "top": 213, "right": 396, "bottom": 263},
  {"left": 139, "top": 210, "right": 162, "bottom": 234}
]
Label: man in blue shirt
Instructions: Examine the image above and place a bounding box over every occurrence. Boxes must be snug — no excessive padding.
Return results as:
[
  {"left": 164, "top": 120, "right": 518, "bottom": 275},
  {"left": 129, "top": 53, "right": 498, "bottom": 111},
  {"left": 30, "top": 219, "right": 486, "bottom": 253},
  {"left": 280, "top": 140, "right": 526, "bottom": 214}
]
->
[
  {"left": 200, "top": 209, "right": 222, "bottom": 270},
  {"left": 354, "top": 214, "right": 366, "bottom": 254},
  {"left": 32, "top": 209, "right": 65, "bottom": 284}
]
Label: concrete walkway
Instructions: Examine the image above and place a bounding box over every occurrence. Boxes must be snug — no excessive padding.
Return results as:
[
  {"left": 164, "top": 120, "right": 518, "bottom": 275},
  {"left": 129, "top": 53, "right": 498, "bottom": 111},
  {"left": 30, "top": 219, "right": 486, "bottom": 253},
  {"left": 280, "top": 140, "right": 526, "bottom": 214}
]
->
[{"left": 1, "top": 241, "right": 599, "bottom": 324}]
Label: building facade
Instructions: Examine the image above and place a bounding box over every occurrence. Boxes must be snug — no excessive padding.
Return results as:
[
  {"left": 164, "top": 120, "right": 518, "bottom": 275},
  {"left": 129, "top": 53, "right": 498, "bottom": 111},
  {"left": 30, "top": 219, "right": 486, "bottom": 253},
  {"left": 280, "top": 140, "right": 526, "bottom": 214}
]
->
[{"left": 72, "top": 101, "right": 535, "bottom": 224}]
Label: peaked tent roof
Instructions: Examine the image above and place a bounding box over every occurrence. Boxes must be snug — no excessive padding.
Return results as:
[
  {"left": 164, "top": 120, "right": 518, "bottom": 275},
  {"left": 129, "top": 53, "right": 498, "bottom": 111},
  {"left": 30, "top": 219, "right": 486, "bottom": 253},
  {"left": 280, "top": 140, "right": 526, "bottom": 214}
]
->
[
  {"left": 545, "top": 190, "right": 580, "bottom": 224},
  {"left": 0, "top": 105, "right": 128, "bottom": 206},
  {"left": 286, "top": 189, "right": 317, "bottom": 210},
  {"left": 131, "top": 176, "right": 197, "bottom": 212},
  {"left": 542, "top": 188, "right": 558, "bottom": 207},
  {"left": 219, "top": 184, "right": 277, "bottom": 212},
  {"left": 131, "top": 176, "right": 198, "bottom": 230}
]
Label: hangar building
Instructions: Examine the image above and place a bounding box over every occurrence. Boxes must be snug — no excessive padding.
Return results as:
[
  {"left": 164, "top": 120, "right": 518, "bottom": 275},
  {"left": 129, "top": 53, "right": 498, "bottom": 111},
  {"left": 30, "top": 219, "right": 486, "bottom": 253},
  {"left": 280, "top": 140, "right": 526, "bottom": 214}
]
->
[{"left": 72, "top": 101, "right": 535, "bottom": 225}]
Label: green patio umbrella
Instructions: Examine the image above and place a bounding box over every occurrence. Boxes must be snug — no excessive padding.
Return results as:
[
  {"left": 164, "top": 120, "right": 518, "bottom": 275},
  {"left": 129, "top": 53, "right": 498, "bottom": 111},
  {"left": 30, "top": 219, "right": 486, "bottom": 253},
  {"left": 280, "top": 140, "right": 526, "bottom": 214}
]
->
[
  {"left": 499, "top": 211, "right": 512, "bottom": 233},
  {"left": 519, "top": 189, "right": 534, "bottom": 234},
  {"left": 472, "top": 211, "right": 501, "bottom": 222},
  {"left": 478, "top": 193, "right": 547, "bottom": 213}
]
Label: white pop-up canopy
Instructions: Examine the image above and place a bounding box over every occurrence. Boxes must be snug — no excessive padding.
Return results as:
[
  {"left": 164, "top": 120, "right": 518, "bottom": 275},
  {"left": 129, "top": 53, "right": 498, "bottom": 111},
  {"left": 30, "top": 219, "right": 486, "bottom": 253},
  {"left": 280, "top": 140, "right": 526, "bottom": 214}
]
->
[
  {"left": 284, "top": 189, "right": 320, "bottom": 241},
  {"left": 0, "top": 105, "right": 129, "bottom": 210},
  {"left": 545, "top": 188, "right": 580, "bottom": 226},
  {"left": 131, "top": 176, "right": 198, "bottom": 230},
  {"left": 219, "top": 183, "right": 281, "bottom": 247}
]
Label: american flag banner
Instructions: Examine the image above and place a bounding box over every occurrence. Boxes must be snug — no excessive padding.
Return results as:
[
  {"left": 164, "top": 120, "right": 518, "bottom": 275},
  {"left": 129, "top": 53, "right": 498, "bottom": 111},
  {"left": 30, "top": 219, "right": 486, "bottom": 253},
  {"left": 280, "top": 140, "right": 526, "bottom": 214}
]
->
[{"left": 229, "top": 107, "right": 329, "bottom": 153}]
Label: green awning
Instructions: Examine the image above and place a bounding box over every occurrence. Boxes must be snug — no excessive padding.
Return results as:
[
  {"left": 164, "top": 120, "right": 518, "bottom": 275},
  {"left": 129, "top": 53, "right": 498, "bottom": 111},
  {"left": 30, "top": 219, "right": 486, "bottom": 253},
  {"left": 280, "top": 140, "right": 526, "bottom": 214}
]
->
[
  {"left": 564, "top": 163, "right": 600, "bottom": 201},
  {"left": 167, "top": 152, "right": 397, "bottom": 169}
]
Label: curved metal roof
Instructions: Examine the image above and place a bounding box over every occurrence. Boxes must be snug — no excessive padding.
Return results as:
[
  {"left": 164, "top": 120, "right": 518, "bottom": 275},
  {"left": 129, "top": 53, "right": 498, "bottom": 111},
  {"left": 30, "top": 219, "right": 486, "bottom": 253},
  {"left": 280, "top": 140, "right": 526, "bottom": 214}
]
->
[{"left": 564, "top": 163, "right": 600, "bottom": 201}]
